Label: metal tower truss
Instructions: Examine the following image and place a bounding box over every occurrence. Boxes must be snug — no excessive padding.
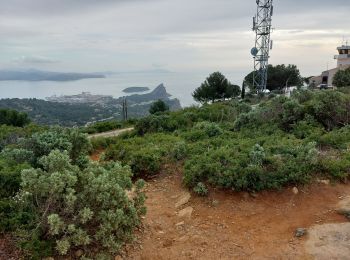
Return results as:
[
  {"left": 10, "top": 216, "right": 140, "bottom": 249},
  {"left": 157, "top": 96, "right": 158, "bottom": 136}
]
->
[{"left": 251, "top": 0, "right": 274, "bottom": 93}]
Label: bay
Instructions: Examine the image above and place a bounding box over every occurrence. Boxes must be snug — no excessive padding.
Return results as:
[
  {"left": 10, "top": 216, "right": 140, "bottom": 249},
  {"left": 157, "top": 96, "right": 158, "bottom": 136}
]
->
[{"left": 0, "top": 71, "right": 205, "bottom": 107}]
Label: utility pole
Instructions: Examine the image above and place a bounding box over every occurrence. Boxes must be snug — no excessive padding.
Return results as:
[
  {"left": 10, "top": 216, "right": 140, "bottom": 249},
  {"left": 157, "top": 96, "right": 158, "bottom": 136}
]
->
[
  {"left": 122, "top": 97, "right": 128, "bottom": 121},
  {"left": 251, "top": 0, "right": 274, "bottom": 93}
]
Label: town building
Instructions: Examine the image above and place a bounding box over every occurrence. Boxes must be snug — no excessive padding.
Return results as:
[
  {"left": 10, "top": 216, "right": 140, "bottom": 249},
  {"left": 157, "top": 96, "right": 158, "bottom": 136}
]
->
[{"left": 311, "top": 44, "right": 350, "bottom": 88}]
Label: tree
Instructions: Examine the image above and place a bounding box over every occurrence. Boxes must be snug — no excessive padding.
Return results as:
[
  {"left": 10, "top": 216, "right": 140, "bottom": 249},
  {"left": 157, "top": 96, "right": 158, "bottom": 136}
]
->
[
  {"left": 241, "top": 81, "right": 246, "bottom": 99},
  {"left": 244, "top": 64, "right": 303, "bottom": 92},
  {"left": 149, "top": 100, "right": 170, "bottom": 114},
  {"left": 192, "top": 72, "right": 241, "bottom": 103},
  {"left": 333, "top": 67, "right": 350, "bottom": 88},
  {"left": 0, "top": 109, "right": 30, "bottom": 127}
]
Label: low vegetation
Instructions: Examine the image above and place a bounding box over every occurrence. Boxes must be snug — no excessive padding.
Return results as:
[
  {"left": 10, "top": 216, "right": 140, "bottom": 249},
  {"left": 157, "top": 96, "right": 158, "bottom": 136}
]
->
[
  {"left": 1, "top": 81, "right": 350, "bottom": 258},
  {"left": 97, "top": 89, "right": 349, "bottom": 196},
  {"left": 0, "top": 126, "right": 145, "bottom": 259}
]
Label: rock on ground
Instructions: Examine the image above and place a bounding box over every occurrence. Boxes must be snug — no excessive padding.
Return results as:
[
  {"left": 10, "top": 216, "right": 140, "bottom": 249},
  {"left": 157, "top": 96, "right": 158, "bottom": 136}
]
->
[
  {"left": 305, "top": 223, "right": 350, "bottom": 259},
  {"left": 175, "top": 192, "right": 191, "bottom": 208},
  {"left": 178, "top": 207, "right": 193, "bottom": 219},
  {"left": 336, "top": 196, "right": 350, "bottom": 217}
]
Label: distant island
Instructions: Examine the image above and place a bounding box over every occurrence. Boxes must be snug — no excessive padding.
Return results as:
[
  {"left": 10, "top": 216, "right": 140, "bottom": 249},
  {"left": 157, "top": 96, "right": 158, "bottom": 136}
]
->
[
  {"left": 122, "top": 87, "right": 150, "bottom": 93},
  {"left": 0, "top": 69, "right": 105, "bottom": 82}
]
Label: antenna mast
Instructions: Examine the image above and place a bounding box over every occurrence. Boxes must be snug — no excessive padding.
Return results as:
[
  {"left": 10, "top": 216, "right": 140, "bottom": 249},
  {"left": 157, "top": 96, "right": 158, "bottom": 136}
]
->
[{"left": 251, "top": 0, "right": 274, "bottom": 93}]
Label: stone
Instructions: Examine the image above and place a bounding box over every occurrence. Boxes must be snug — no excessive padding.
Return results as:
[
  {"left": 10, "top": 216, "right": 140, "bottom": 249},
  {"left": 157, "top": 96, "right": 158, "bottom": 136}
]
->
[
  {"left": 175, "top": 192, "right": 191, "bottom": 208},
  {"left": 163, "top": 239, "right": 173, "bottom": 247},
  {"left": 305, "top": 223, "right": 350, "bottom": 259},
  {"left": 318, "top": 179, "right": 330, "bottom": 185},
  {"left": 211, "top": 200, "right": 219, "bottom": 207},
  {"left": 292, "top": 187, "right": 299, "bottom": 195},
  {"left": 178, "top": 207, "right": 194, "bottom": 219},
  {"left": 250, "top": 193, "right": 259, "bottom": 198},
  {"left": 295, "top": 228, "right": 307, "bottom": 238},
  {"left": 336, "top": 196, "right": 350, "bottom": 217},
  {"left": 75, "top": 249, "right": 84, "bottom": 257},
  {"left": 176, "top": 221, "right": 185, "bottom": 226}
]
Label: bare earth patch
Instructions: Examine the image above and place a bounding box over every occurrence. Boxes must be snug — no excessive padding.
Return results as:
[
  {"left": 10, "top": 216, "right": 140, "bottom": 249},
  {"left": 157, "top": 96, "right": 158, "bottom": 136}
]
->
[
  {"left": 120, "top": 166, "right": 350, "bottom": 260},
  {"left": 305, "top": 223, "right": 350, "bottom": 260}
]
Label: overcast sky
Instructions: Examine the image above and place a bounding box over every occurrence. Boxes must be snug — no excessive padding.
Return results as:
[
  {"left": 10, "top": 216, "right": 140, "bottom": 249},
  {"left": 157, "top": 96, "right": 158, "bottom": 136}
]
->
[{"left": 1, "top": 0, "right": 350, "bottom": 83}]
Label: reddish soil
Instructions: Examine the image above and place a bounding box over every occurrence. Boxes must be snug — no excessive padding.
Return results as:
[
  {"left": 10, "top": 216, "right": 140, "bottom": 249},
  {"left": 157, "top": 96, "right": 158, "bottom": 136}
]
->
[
  {"left": 3, "top": 153, "right": 348, "bottom": 260},
  {"left": 90, "top": 149, "right": 104, "bottom": 162},
  {"left": 0, "top": 235, "right": 21, "bottom": 260},
  {"left": 122, "top": 164, "right": 350, "bottom": 260}
]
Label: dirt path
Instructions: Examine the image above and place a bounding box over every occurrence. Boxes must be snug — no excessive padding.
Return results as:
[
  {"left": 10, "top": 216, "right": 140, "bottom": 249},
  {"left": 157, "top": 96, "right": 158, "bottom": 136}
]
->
[
  {"left": 88, "top": 127, "right": 134, "bottom": 139},
  {"left": 121, "top": 167, "right": 350, "bottom": 260}
]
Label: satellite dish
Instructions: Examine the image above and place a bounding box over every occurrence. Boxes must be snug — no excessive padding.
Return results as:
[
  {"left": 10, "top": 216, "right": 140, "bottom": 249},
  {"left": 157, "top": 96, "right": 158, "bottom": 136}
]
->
[{"left": 251, "top": 47, "right": 258, "bottom": 56}]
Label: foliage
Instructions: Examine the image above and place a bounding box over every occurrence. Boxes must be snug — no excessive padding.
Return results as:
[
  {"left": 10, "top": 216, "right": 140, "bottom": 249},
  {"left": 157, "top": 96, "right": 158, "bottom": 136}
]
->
[
  {"left": 83, "top": 120, "right": 123, "bottom": 134},
  {"left": 17, "top": 150, "right": 145, "bottom": 258},
  {"left": 245, "top": 64, "right": 303, "bottom": 92},
  {"left": 149, "top": 99, "right": 170, "bottom": 114},
  {"left": 194, "top": 122, "right": 223, "bottom": 137},
  {"left": 192, "top": 72, "right": 240, "bottom": 103},
  {"left": 0, "top": 98, "right": 117, "bottom": 127},
  {"left": 23, "top": 127, "right": 92, "bottom": 164},
  {"left": 136, "top": 101, "right": 250, "bottom": 135},
  {"left": 103, "top": 89, "right": 350, "bottom": 196},
  {"left": 183, "top": 140, "right": 320, "bottom": 192},
  {"left": 306, "top": 90, "right": 350, "bottom": 130},
  {"left": 0, "top": 108, "right": 30, "bottom": 127},
  {"left": 104, "top": 133, "right": 182, "bottom": 177},
  {"left": 193, "top": 182, "right": 209, "bottom": 196},
  {"left": 333, "top": 67, "right": 350, "bottom": 88}
]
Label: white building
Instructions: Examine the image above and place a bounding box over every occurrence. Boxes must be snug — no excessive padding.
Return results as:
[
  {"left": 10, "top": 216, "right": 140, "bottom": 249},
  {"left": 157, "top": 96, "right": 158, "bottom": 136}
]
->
[{"left": 311, "top": 45, "right": 350, "bottom": 88}]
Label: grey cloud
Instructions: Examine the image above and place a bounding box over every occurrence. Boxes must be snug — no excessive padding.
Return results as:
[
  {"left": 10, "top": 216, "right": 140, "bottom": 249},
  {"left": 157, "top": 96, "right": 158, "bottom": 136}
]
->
[{"left": 13, "top": 56, "right": 60, "bottom": 64}]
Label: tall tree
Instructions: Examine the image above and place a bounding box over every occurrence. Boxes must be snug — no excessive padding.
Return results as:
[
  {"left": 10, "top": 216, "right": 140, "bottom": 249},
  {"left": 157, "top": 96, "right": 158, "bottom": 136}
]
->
[
  {"left": 244, "top": 64, "right": 303, "bottom": 92},
  {"left": 192, "top": 72, "right": 241, "bottom": 103},
  {"left": 149, "top": 99, "right": 169, "bottom": 114},
  {"left": 333, "top": 67, "right": 350, "bottom": 88}
]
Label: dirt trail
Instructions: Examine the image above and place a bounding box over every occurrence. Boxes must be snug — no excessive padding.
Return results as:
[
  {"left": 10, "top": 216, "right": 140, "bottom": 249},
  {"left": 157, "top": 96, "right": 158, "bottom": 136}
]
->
[
  {"left": 88, "top": 127, "right": 134, "bottom": 139},
  {"left": 121, "top": 166, "right": 350, "bottom": 260}
]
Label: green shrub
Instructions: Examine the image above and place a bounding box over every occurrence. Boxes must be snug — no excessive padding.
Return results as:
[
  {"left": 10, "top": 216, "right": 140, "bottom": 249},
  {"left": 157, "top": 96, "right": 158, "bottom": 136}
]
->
[
  {"left": 194, "top": 121, "right": 223, "bottom": 137},
  {"left": 17, "top": 150, "right": 146, "bottom": 258},
  {"left": 250, "top": 144, "right": 265, "bottom": 166},
  {"left": 84, "top": 120, "right": 123, "bottom": 134},
  {"left": 307, "top": 90, "right": 350, "bottom": 130},
  {"left": 170, "top": 141, "right": 188, "bottom": 161},
  {"left": 184, "top": 141, "right": 320, "bottom": 192},
  {"left": 23, "top": 127, "right": 91, "bottom": 164},
  {"left": 129, "top": 150, "right": 161, "bottom": 177},
  {"left": 193, "top": 182, "right": 209, "bottom": 196},
  {"left": 0, "top": 158, "right": 30, "bottom": 198},
  {"left": 317, "top": 126, "right": 350, "bottom": 149},
  {"left": 279, "top": 100, "right": 305, "bottom": 130},
  {"left": 149, "top": 100, "right": 170, "bottom": 114}
]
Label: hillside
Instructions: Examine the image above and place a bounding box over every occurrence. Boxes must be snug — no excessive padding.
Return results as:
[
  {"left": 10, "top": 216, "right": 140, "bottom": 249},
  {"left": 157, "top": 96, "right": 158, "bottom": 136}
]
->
[
  {"left": 0, "top": 88, "right": 349, "bottom": 259},
  {"left": 0, "top": 84, "right": 182, "bottom": 126}
]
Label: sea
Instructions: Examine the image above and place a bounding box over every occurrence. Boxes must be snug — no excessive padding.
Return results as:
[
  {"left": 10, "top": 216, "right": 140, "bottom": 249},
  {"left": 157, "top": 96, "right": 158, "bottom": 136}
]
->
[{"left": 0, "top": 72, "right": 210, "bottom": 107}]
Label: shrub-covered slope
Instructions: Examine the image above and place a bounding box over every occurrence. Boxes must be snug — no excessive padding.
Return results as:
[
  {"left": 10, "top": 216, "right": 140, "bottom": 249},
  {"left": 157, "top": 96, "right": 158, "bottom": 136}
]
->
[{"left": 97, "top": 89, "right": 350, "bottom": 194}]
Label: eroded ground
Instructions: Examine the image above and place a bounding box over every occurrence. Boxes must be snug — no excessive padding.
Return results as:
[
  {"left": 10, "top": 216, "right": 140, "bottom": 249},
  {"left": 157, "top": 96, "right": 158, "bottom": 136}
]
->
[{"left": 122, "top": 165, "right": 350, "bottom": 260}]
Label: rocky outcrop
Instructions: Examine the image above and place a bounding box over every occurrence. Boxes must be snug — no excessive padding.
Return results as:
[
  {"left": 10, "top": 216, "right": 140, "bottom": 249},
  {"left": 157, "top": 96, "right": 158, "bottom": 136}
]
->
[{"left": 305, "top": 223, "right": 350, "bottom": 259}]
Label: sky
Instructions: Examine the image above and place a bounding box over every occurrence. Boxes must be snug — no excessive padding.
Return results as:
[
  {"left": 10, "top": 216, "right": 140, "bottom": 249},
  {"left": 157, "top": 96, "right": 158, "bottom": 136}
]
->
[{"left": 1, "top": 0, "right": 350, "bottom": 84}]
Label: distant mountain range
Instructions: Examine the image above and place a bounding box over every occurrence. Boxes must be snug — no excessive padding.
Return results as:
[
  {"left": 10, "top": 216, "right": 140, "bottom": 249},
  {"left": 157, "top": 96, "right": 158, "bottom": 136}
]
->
[{"left": 0, "top": 69, "right": 105, "bottom": 82}]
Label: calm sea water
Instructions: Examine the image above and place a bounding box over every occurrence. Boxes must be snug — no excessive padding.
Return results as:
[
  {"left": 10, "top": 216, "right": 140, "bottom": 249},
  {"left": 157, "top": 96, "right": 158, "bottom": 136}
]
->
[{"left": 0, "top": 72, "right": 208, "bottom": 107}]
